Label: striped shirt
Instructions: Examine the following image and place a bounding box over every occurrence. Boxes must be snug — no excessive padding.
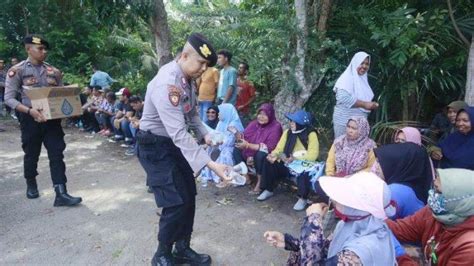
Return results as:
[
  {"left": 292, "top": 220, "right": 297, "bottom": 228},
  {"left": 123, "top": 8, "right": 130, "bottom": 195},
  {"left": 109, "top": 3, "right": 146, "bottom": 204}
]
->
[{"left": 333, "top": 88, "right": 368, "bottom": 126}]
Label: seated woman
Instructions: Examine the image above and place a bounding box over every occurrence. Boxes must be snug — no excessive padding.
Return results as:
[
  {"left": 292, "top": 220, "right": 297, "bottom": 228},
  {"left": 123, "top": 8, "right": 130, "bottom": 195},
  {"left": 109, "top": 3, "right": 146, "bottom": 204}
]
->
[
  {"left": 326, "top": 116, "right": 376, "bottom": 177},
  {"left": 256, "top": 110, "right": 319, "bottom": 211},
  {"left": 437, "top": 107, "right": 474, "bottom": 170},
  {"left": 387, "top": 168, "right": 474, "bottom": 265},
  {"left": 204, "top": 105, "right": 219, "bottom": 130},
  {"left": 314, "top": 117, "right": 376, "bottom": 203},
  {"left": 264, "top": 172, "right": 396, "bottom": 265},
  {"left": 394, "top": 126, "right": 422, "bottom": 145},
  {"left": 372, "top": 142, "right": 433, "bottom": 219},
  {"left": 232, "top": 103, "right": 283, "bottom": 193},
  {"left": 200, "top": 104, "right": 243, "bottom": 185}
]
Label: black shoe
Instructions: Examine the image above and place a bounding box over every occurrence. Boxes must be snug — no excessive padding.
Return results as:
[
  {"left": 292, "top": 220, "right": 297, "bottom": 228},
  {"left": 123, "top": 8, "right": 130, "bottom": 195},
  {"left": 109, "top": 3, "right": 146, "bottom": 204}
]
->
[
  {"left": 173, "top": 238, "right": 211, "bottom": 265},
  {"left": 151, "top": 253, "right": 174, "bottom": 266},
  {"left": 26, "top": 179, "right": 39, "bottom": 199},
  {"left": 53, "top": 184, "right": 82, "bottom": 207},
  {"left": 152, "top": 243, "right": 174, "bottom": 266}
]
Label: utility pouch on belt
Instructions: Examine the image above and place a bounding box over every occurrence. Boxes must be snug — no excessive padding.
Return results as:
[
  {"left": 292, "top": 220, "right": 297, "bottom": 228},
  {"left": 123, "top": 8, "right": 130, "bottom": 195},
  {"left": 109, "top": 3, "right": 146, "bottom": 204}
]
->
[{"left": 136, "top": 130, "right": 158, "bottom": 145}]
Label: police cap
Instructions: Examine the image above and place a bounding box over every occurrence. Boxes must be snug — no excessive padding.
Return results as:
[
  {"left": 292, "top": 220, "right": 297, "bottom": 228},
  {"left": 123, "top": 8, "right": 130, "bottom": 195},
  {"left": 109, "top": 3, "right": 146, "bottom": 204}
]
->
[
  {"left": 23, "top": 34, "right": 50, "bottom": 49},
  {"left": 187, "top": 33, "right": 217, "bottom": 67}
]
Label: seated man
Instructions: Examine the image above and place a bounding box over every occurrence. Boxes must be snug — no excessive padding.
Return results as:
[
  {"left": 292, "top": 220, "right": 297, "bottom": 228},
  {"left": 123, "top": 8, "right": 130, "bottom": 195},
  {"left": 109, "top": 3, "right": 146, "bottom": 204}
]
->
[
  {"left": 126, "top": 96, "right": 143, "bottom": 156},
  {"left": 95, "top": 92, "right": 117, "bottom": 136},
  {"left": 112, "top": 88, "right": 134, "bottom": 143},
  {"left": 82, "top": 85, "right": 103, "bottom": 133}
]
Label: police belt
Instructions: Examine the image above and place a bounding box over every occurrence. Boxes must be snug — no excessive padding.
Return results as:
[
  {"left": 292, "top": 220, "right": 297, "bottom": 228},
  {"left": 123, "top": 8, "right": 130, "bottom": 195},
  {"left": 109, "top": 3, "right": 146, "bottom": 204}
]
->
[{"left": 136, "top": 130, "right": 174, "bottom": 146}]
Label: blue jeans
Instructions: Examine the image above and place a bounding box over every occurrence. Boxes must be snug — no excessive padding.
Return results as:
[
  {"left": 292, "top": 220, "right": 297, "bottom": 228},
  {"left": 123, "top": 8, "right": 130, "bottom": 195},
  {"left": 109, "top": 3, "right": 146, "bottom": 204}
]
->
[{"left": 199, "top": 101, "right": 213, "bottom": 122}]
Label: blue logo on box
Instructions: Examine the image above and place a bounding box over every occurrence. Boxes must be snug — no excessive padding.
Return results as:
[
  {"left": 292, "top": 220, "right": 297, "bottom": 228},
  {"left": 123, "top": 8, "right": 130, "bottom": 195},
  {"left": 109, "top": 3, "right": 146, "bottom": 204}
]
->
[{"left": 61, "top": 99, "right": 73, "bottom": 115}]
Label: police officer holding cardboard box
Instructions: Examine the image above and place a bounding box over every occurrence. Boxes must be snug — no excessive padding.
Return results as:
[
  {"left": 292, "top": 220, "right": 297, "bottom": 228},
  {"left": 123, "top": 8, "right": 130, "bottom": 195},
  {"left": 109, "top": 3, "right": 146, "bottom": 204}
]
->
[
  {"left": 138, "top": 33, "right": 231, "bottom": 266},
  {"left": 4, "top": 34, "right": 82, "bottom": 207}
]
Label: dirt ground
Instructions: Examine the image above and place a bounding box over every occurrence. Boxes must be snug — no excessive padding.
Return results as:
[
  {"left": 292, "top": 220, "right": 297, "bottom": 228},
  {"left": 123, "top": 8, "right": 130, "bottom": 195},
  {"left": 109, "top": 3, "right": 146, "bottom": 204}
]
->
[{"left": 0, "top": 118, "right": 304, "bottom": 265}]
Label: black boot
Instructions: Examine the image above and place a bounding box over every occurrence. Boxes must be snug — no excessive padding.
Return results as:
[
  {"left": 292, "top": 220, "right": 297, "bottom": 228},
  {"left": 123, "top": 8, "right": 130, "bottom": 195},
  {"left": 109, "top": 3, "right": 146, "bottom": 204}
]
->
[
  {"left": 173, "top": 237, "right": 211, "bottom": 265},
  {"left": 151, "top": 243, "right": 174, "bottom": 266},
  {"left": 26, "top": 179, "right": 39, "bottom": 199},
  {"left": 53, "top": 184, "right": 82, "bottom": 207}
]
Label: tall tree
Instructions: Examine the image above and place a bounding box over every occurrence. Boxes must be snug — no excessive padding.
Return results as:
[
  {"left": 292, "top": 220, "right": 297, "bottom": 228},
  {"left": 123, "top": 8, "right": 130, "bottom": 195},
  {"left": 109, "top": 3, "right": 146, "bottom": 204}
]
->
[
  {"left": 273, "top": 0, "right": 332, "bottom": 122},
  {"left": 466, "top": 36, "right": 474, "bottom": 105},
  {"left": 151, "top": 0, "right": 173, "bottom": 68}
]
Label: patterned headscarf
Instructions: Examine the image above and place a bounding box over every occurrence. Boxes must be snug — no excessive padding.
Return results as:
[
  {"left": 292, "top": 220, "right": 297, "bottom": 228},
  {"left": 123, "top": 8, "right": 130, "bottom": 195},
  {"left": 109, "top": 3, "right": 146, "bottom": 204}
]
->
[{"left": 334, "top": 117, "right": 376, "bottom": 176}]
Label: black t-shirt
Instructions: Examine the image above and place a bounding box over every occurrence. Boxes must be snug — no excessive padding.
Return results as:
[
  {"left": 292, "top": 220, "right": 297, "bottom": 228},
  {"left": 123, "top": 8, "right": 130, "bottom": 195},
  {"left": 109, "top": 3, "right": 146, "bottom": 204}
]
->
[{"left": 116, "top": 101, "right": 133, "bottom": 113}]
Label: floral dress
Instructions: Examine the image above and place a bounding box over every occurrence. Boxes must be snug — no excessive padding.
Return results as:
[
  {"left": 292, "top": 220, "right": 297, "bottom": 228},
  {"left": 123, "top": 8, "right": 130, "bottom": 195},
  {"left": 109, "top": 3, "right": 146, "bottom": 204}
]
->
[{"left": 284, "top": 213, "right": 362, "bottom": 265}]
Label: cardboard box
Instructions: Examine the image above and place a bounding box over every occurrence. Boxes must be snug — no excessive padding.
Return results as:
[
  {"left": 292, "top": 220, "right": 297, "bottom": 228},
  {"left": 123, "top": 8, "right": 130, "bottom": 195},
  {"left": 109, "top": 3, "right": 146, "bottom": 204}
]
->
[{"left": 23, "top": 85, "right": 82, "bottom": 120}]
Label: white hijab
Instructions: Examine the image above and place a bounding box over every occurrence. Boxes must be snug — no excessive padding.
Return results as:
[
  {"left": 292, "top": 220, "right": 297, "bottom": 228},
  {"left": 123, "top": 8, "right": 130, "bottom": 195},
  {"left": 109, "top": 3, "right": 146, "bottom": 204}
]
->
[{"left": 334, "top": 52, "right": 374, "bottom": 112}]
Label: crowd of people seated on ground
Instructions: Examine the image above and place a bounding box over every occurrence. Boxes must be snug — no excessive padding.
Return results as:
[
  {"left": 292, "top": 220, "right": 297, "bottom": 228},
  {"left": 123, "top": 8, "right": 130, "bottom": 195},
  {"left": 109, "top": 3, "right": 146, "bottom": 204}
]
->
[
  {"left": 197, "top": 51, "right": 473, "bottom": 265},
  {"left": 73, "top": 85, "right": 144, "bottom": 156},
  {"left": 65, "top": 51, "right": 473, "bottom": 265}
]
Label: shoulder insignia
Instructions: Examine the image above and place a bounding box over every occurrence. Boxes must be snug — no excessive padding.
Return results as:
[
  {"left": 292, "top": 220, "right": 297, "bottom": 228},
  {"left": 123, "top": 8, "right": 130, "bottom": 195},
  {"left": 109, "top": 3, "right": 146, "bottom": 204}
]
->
[
  {"left": 8, "top": 70, "right": 16, "bottom": 77},
  {"left": 168, "top": 86, "right": 181, "bottom": 107}
]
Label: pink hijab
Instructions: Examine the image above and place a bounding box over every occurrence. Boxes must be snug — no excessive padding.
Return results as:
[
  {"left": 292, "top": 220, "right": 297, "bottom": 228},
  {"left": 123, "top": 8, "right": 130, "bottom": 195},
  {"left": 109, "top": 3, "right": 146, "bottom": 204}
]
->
[
  {"left": 334, "top": 117, "right": 376, "bottom": 176},
  {"left": 396, "top": 127, "right": 435, "bottom": 179},
  {"left": 396, "top": 127, "right": 421, "bottom": 145}
]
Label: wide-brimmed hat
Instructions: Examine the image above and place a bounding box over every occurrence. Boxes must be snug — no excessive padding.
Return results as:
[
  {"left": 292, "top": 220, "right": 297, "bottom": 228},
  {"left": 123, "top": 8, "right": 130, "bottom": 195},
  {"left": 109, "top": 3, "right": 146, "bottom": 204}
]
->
[{"left": 319, "top": 172, "right": 387, "bottom": 219}]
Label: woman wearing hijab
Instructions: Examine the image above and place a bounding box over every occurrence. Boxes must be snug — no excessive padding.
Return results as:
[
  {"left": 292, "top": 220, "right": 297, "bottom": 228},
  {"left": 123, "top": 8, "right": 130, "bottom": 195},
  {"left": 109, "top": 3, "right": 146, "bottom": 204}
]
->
[
  {"left": 326, "top": 116, "right": 376, "bottom": 177},
  {"left": 200, "top": 104, "right": 244, "bottom": 185},
  {"left": 257, "top": 110, "right": 319, "bottom": 211},
  {"left": 332, "top": 51, "right": 379, "bottom": 138},
  {"left": 372, "top": 142, "right": 433, "bottom": 219},
  {"left": 387, "top": 168, "right": 474, "bottom": 265},
  {"left": 232, "top": 103, "right": 283, "bottom": 193},
  {"left": 264, "top": 172, "right": 396, "bottom": 265},
  {"left": 437, "top": 107, "right": 474, "bottom": 170},
  {"left": 204, "top": 106, "right": 219, "bottom": 129}
]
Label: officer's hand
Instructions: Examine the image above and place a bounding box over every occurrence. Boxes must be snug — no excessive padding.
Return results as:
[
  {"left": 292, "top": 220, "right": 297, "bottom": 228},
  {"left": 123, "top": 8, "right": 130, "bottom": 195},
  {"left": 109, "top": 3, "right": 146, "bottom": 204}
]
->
[
  {"left": 30, "top": 109, "right": 47, "bottom": 123},
  {"left": 204, "top": 133, "right": 213, "bottom": 146},
  {"left": 207, "top": 161, "right": 232, "bottom": 181}
]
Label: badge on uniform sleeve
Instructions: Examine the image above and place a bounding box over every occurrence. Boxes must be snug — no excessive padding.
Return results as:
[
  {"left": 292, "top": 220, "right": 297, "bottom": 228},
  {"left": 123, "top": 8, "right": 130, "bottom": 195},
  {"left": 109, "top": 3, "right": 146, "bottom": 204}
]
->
[
  {"left": 47, "top": 66, "right": 55, "bottom": 75},
  {"left": 8, "top": 70, "right": 16, "bottom": 77},
  {"left": 168, "top": 86, "right": 181, "bottom": 107}
]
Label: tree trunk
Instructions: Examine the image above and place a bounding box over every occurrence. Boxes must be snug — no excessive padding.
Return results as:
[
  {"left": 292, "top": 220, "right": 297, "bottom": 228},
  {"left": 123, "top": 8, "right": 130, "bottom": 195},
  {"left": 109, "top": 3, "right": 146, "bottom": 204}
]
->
[
  {"left": 317, "top": 0, "right": 332, "bottom": 39},
  {"left": 273, "top": 0, "right": 331, "bottom": 123},
  {"left": 151, "top": 0, "right": 173, "bottom": 68},
  {"left": 465, "top": 36, "right": 474, "bottom": 105}
]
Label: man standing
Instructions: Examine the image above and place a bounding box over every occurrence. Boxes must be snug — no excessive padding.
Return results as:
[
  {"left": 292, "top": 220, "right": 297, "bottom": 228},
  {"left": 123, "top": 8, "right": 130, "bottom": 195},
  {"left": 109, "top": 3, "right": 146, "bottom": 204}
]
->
[
  {"left": 235, "top": 62, "right": 256, "bottom": 126},
  {"left": 90, "top": 65, "right": 116, "bottom": 90},
  {"left": 138, "top": 33, "right": 230, "bottom": 265},
  {"left": 216, "top": 49, "right": 238, "bottom": 105},
  {"left": 196, "top": 66, "right": 219, "bottom": 122},
  {"left": 4, "top": 35, "right": 82, "bottom": 206},
  {"left": 0, "top": 59, "right": 6, "bottom": 116}
]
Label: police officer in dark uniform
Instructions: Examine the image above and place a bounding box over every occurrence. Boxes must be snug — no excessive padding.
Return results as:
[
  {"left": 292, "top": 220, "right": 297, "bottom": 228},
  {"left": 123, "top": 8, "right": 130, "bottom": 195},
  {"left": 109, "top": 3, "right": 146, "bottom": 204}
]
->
[
  {"left": 138, "top": 33, "right": 231, "bottom": 265},
  {"left": 4, "top": 34, "right": 82, "bottom": 206}
]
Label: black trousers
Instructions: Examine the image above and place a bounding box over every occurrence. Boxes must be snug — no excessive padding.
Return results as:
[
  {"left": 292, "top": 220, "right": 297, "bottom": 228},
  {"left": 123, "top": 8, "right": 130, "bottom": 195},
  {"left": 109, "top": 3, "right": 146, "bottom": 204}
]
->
[
  {"left": 19, "top": 113, "right": 67, "bottom": 184},
  {"left": 260, "top": 160, "right": 288, "bottom": 192},
  {"left": 260, "top": 160, "right": 313, "bottom": 199},
  {"left": 232, "top": 149, "right": 266, "bottom": 175},
  {"left": 137, "top": 131, "right": 197, "bottom": 245}
]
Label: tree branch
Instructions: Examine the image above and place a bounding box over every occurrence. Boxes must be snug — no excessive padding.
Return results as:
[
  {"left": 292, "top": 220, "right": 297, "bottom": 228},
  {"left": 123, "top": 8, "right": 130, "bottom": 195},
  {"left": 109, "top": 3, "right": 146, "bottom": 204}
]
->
[{"left": 446, "top": 0, "right": 470, "bottom": 47}]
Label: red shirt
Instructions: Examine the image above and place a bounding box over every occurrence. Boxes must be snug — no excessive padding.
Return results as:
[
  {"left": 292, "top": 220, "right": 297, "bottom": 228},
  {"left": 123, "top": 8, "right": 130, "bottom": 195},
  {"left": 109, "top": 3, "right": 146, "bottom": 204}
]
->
[{"left": 236, "top": 78, "right": 256, "bottom": 115}]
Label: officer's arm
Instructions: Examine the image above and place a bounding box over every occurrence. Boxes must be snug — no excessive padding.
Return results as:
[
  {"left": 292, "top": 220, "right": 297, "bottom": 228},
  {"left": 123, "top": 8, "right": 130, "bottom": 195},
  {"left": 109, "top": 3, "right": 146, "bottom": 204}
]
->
[
  {"left": 4, "top": 69, "right": 28, "bottom": 113},
  {"left": 188, "top": 108, "right": 208, "bottom": 141},
  {"left": 154, "top": 84, "right": 211, "bottom": 173},
  {"left": 55, "top": 69, "right": 63, "bottom": 86}
]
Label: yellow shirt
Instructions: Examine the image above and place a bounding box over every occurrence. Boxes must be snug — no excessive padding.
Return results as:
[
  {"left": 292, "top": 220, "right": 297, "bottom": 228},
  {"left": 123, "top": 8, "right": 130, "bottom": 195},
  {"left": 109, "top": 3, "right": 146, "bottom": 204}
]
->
[
  {"left": 197, "top": 67, "right": 219, "bottom": 101},
  {"left": 271, "top": 129, "right": 319, "bottom": 161},
  {"left": 325, "top": 144, "right": 376, "bottom": 176}
]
